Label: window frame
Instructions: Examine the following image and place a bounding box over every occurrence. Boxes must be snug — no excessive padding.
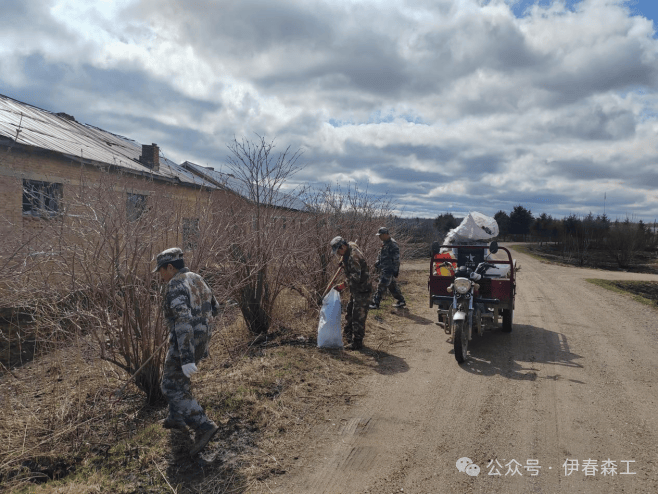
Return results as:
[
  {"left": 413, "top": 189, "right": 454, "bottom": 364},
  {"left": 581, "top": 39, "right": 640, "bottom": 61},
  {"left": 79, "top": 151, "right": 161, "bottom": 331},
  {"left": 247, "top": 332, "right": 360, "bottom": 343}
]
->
[
  {"left": 182, "top": 217, "right": 200, "bottom": 250},
  {"left": 22, "top": 180, "right": 62, "bottom": 218},
  {"left": 126, "top": 193, "right": 148, "bottom": 222}
]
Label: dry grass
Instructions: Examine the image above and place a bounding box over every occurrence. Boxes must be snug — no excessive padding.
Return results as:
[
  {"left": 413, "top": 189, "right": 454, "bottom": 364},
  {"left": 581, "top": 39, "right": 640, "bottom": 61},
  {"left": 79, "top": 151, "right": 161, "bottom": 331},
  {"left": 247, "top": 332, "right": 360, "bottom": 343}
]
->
[
  {"left": 0, "top": 262, "right": 429, "bottom": 494},
  {"left": 585, "top": 279, "right": 658, "bottom": 307},
  {"left": 510, "top": 243, "right": 658, "bottom": 273}
]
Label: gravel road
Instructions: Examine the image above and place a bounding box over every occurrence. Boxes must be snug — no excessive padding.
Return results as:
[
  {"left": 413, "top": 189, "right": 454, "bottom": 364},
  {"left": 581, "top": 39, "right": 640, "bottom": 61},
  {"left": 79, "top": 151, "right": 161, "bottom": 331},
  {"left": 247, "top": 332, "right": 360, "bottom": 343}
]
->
[{"left": 268, "top": 245, "right": 658, "bottom": 493}]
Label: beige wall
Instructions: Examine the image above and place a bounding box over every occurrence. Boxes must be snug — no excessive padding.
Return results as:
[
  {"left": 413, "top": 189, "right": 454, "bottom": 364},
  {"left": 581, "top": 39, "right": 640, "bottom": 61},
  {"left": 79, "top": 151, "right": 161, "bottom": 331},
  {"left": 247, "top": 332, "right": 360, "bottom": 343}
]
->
[
  {"left": 0, "top": 143, "right": 315, "bottom": 304},
  {"left": 0, "top": 144, "right": 243, "bottom": 264}
]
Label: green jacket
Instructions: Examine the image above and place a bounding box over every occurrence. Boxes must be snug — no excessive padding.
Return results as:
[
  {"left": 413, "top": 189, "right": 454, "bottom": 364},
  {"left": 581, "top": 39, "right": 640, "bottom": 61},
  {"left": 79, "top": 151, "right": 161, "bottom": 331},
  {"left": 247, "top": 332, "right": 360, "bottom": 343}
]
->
[
  {"left": 341, "top": 242, "right": 372, "bottom": 293},
  {"left": 163, "top": 268, "right": 218, "bottom": 365},
  {"left": 376, "top": 238, "right": 400, "bottom": 275}
]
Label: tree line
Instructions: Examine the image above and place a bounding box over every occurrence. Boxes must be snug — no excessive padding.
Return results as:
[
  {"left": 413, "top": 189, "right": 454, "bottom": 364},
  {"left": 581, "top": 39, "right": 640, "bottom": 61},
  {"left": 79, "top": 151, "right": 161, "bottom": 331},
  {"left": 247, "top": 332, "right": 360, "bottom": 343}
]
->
[
  {"left": 494, "top": 206, "right": 657, "bottom": 268},
  {"left": 426, "top": 206, "right": 657, "bottom": 269}
]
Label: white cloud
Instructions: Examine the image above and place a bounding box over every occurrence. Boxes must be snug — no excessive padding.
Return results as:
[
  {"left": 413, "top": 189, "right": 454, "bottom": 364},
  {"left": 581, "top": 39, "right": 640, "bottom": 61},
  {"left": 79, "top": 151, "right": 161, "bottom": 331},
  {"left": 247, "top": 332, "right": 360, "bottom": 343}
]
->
[{"left": 1, "top": 0, "right": 657, "bottom": 220}]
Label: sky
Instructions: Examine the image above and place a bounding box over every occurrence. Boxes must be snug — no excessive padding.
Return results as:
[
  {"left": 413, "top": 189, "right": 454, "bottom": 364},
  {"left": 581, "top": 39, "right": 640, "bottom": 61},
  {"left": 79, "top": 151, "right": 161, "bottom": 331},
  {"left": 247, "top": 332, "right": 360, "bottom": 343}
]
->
[{"left": 1, "top": 0, "right": 657, "bottom": 222}]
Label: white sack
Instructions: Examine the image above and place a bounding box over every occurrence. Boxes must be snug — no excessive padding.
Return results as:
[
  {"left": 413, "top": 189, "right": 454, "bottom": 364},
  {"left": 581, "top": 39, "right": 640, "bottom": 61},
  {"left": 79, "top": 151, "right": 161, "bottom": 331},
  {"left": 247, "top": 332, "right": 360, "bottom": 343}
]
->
[
  {"left": 442, "top": 212, "right": 499, "bottom": 250},
  {"left": 317, "top": 289, "right": 343, "bottom": 348}
]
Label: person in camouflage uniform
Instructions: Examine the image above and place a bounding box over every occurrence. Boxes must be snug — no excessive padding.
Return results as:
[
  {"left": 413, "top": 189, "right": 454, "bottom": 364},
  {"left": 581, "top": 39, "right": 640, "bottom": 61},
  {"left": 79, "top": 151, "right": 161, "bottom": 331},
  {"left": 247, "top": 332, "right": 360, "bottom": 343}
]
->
[
  {"left": 330, "top": 236, "right": 372, "bottom": 350},
  {"left": 370, "top": 227, "right": 406, "bottom": 309},
  {"left": 154, "top": 247, "right": 219, "bottom": 456}
]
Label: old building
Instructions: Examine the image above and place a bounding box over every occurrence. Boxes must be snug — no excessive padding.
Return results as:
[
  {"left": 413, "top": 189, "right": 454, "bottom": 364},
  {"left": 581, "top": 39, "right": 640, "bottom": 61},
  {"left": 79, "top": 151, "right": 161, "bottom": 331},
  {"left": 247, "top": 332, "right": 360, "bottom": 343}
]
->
[{"left": 0, "top": 94, "right": 245, "bottom": 260}]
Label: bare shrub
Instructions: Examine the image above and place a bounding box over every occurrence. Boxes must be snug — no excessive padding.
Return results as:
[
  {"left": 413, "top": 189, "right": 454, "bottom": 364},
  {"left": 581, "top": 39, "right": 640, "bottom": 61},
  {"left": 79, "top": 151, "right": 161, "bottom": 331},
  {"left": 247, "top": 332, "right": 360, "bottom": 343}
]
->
[
  {"left": 1, "top": 169, "right": 236, "bottom": 403},
  {"left": 222, "top": 136, "right": 306, "bottom": 335},
  {"left": 606, "top": 217, "right": 645, "bottom": 268},
  {"left": 293, "top": 183, "right": 398, "bottom": 308},
  {"left": 392, "top": 217, "right": 437, "bottom": 258},
  {"left": 560, "top": 214, "right": 591, "bottom": 266}
]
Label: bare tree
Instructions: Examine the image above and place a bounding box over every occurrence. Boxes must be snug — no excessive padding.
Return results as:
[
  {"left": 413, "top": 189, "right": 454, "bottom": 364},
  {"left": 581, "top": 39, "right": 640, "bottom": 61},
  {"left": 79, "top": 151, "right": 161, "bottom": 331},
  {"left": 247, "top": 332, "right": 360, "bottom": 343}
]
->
[
  {"left": 1, "top": 168, "right": 233, "bottom": 403},
  {"left": 606, "top": 217, "right": 645, "bottom": 268},
  {"left": 223, "top": 136, "right": 305, "bottom": 335},
  {"left": 293, "top": 183, "right": 398, "bottom": 308}
]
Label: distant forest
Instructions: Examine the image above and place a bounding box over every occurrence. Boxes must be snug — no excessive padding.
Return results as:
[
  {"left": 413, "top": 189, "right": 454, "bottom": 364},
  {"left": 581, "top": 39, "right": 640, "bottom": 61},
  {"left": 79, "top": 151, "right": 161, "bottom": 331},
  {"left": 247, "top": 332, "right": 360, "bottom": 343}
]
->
[{"left": 393, "top": 206, "right": 658, "bottom": 267}]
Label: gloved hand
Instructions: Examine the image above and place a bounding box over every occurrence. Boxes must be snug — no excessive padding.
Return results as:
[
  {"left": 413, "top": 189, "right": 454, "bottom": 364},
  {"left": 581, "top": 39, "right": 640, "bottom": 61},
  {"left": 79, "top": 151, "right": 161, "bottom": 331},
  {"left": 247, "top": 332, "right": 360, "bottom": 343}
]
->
[
  {"left": 333, "top": 282, "right": 347, "bottom": 292},
  {"left": 181, "top": 362, "right": 198, "bottom": 378}
]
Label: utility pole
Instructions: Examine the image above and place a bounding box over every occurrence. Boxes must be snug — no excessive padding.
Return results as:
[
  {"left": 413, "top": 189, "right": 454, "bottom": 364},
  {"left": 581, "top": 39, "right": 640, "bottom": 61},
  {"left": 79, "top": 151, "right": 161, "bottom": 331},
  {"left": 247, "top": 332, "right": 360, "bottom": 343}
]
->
[{"left": 604, "top": 192, "right": 606, "bottom": 216}]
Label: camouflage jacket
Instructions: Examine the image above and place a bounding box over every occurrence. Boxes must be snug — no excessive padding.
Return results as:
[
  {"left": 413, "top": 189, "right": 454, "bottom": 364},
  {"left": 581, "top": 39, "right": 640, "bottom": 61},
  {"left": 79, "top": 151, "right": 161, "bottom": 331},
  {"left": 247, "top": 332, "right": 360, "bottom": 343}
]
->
[
  {"left": 163, "top": 268, "right": 219, "bottom": 366},
  {"left": 376, "top": 238, "right": 401, "bottom": 274},
  {"left": 341, "top": 242, "right": 372, "bottom": 293}
]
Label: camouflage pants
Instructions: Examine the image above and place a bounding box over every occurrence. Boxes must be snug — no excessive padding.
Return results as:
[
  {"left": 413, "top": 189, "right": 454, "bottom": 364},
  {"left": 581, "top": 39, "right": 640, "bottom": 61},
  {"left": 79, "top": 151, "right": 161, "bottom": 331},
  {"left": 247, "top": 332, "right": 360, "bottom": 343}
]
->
[
  {"left": 344, "top": 291, "right": 370, "bottom": 342},
  {"left": 161, "top": 346, "right": 212, "bottom": 432},
  {"left": 372, "top": 272, "right": 405, "bottom": 306}
]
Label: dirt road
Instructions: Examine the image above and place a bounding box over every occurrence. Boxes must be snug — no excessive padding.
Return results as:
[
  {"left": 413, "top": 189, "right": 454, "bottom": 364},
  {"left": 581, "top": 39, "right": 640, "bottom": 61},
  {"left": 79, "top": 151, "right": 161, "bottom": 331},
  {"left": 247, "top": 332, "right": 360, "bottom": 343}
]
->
[{"left": 266, "top": 245, "right": 658, "bottom": 493}]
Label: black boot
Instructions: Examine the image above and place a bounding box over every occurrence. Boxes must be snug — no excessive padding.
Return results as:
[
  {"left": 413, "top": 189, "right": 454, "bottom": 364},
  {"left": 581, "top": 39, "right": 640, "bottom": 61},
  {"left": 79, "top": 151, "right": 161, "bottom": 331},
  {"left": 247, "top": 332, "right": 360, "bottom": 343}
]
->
[
  {"left": 190, "top": 422, "right": 219, "bottom": 456},
  {"left": 162, "top": 417, "right": 187, "bottom": 431},
  {"left": 346, "top": 339, "right": 363, "bottom": 350}
]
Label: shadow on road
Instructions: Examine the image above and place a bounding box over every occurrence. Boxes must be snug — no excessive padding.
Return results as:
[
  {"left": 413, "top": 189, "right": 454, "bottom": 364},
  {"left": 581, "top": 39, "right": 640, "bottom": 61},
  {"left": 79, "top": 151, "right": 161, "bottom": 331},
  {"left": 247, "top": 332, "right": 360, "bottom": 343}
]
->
[
  {"left": 369, "top": 349, "right": 410, "bottom": 375},
  {"left": 391, "top": 309, "right": 435, "bottom": 326},
  {"left": 453, "top": 324, "right": 585, "bottom": 383},
  {"left": 318, "top": 346, "right": 410, "bottom": 376}
]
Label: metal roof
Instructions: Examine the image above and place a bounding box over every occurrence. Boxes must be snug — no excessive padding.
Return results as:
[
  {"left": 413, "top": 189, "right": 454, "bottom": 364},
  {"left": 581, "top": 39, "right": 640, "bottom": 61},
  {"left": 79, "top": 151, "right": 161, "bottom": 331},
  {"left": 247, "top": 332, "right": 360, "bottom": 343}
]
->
[
  {"left": 181, "top": 161, "right": 307, "bottom": 211},
  {"left": 0, "top": 93, "right": 216, "bottom": 188}
]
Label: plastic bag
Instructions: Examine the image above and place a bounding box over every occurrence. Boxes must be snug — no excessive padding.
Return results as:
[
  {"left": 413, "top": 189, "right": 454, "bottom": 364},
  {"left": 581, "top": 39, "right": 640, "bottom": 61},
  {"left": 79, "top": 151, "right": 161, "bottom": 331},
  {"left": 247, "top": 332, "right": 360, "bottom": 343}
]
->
[
  {"left": 317, "top": 289, "right": 343, "bottom": 348},
  {"left": 441, "top": 212, "right": 499, "bottom": 252}
]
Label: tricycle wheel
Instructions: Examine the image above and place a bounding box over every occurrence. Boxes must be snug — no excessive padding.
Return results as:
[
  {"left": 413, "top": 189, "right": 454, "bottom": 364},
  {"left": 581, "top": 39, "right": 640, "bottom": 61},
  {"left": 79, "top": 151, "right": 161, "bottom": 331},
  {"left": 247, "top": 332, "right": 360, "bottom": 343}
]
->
[
  {"left": 501, "top": 308, "right": 513, "bottom": 333},
  {"left": 454, "top": 320, "right": 468, "bottom": 363}
]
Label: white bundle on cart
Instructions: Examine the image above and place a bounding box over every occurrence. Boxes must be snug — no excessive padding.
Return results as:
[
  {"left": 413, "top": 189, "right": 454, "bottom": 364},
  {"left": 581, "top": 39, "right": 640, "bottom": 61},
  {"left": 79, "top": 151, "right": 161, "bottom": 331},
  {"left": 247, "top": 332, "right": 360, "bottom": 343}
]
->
[{"left": 441, "top": 212, "right": 499, "bottom": 253}]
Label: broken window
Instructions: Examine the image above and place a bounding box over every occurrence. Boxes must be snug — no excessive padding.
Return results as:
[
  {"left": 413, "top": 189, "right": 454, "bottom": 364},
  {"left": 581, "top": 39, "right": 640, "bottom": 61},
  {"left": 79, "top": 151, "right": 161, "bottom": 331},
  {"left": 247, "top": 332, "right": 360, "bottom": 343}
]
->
[
  {"left": 269, "top": 216, "right": 287, "bottom": 229},
  {"left": 183, "top": 218, "right": 200, "bottom": 250},
  {"left": 126, "top": 193, "right": 147, "bottom": 222},
  {"left": 22, "top": 180, "right": 62, "bottom": 217}
]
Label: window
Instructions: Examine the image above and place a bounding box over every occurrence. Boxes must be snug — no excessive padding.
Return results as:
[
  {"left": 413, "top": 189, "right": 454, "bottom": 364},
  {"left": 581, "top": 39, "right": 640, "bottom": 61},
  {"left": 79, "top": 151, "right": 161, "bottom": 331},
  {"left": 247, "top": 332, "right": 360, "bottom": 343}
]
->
[
  {"left": 183, "top": 218, "right": 200, "bottom": 250},
  {"left": 270, "top": 216, "right": 287, "bottom": 229},
  {"left": 126, "top": 193, "right": 147, "bottom": 221},
  {"left": 22, "top": 180, "right": 62, "bottom": 217}
]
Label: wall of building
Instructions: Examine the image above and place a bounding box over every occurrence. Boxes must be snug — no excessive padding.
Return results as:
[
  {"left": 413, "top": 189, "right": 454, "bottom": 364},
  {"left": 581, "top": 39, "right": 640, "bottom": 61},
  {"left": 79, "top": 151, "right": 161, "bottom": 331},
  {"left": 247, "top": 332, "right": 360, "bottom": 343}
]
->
[{"left": 0, "top": 144, "right": 246, "bottom": 293}]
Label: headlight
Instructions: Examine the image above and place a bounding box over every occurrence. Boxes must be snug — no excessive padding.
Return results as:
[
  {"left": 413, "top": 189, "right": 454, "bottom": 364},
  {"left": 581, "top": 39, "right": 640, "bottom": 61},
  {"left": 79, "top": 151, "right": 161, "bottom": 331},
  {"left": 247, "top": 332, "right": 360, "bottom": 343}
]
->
[{"left": 454, "top": 278, "right": 471, "bottom": 294}]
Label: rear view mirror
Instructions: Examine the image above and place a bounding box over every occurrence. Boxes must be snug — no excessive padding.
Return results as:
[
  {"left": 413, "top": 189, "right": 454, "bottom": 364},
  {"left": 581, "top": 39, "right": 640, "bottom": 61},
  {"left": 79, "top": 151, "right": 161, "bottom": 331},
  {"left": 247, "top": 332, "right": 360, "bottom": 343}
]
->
[{"left": 489, "top": 241, "right": 499, "bottom": 254}]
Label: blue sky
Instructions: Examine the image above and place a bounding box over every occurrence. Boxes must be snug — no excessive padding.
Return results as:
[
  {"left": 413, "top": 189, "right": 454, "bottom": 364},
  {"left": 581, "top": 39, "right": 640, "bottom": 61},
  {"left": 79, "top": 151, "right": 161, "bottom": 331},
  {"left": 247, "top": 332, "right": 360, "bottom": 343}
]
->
[
  {"left": 511, "top": 0, "right": 658, "bottom": 25},
  {"left": 616, "top": 1, "right": 658, "bottom": 26},
  {"left": 1, "top": 0, "right": 657, "bottom": 222}
]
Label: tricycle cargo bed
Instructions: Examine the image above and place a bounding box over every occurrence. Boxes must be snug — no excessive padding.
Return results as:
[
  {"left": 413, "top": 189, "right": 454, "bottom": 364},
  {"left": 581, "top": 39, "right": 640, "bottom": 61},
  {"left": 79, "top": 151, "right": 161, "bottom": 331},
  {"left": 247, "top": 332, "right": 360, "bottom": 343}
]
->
[{"left": 428, "top": 244, "right": 516, "bottom": 310}]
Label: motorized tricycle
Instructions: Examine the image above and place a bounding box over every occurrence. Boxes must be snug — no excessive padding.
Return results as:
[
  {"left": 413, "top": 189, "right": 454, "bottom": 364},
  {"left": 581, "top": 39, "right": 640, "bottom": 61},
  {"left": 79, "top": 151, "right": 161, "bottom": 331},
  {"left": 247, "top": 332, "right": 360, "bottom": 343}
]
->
[{"left": 428, "top": 241, "right": 516, "bottom": 363}]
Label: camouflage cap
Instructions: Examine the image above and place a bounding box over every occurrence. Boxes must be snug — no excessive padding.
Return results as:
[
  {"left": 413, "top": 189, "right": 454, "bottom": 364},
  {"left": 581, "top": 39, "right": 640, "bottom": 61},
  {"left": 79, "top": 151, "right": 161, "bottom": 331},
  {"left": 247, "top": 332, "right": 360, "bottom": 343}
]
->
[
  {"left": 330, "top": 236, "right": 347, "bottom": 255},
  {"left": 376, "top": 227, "right": 389, "bottom": 236},
  {"left": 153, "top": 247, "right": 184, "bottom": 273}
]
